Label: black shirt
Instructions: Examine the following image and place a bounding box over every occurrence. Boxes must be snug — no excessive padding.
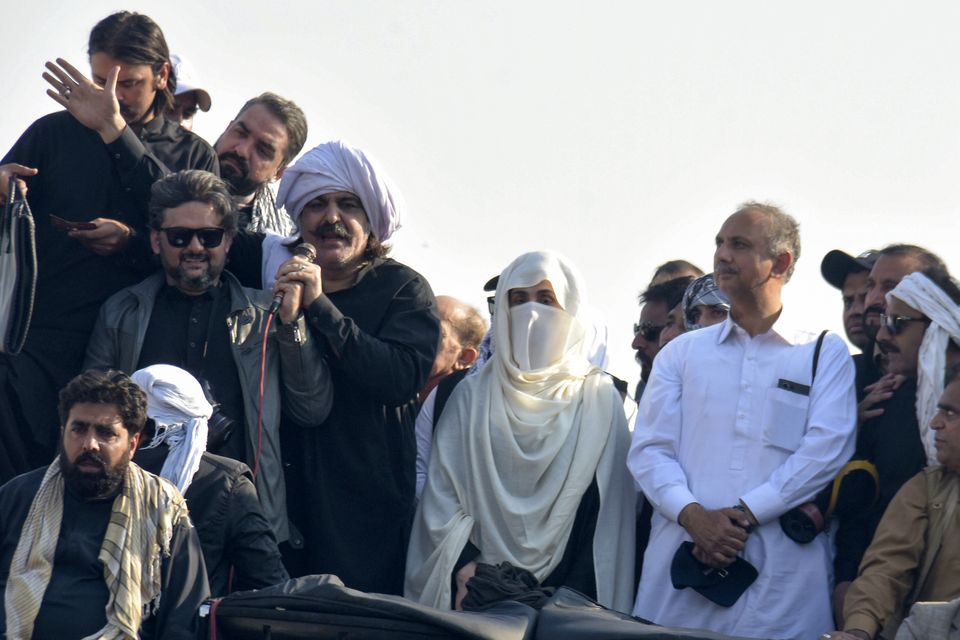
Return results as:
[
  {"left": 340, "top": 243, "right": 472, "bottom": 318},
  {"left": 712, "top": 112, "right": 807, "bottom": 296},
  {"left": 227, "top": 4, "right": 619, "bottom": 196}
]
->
[
  {"left": 0, "top": 467, "right": 209, "bottom": 640},
  {"left": 283, "top": 258, "right": 440, "bottom": 595},
  {"left": 138, "top": 284, "right": 246, "bottom": 460},
  {"left": 834, "top": 378, "right": 926, "bottom": 582},
  {"left": 0, "top": 110, "right": 217, "bottom": 477}
]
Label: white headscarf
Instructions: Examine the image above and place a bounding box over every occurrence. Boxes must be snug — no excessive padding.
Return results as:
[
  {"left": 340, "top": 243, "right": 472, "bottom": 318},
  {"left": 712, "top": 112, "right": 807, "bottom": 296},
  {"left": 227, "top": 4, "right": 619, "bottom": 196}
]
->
[
  {"left": 405, "top": 251, "right": 635, "bottom": 611},
  {"left": 888, "top": 272, "right": 960, "bottom": 464},
  {"left": 275, "top": 140, "right": 403, "bottom": 242},
  {"left": 131, "top": 365, "right": 212, "bottom": 494}
]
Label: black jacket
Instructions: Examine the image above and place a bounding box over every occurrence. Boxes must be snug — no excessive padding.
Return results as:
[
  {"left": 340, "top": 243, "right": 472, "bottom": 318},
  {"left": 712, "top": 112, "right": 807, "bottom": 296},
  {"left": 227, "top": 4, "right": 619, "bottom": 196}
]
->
[{"left": 136, "top": 447, "right": 288, "bottom": 596}]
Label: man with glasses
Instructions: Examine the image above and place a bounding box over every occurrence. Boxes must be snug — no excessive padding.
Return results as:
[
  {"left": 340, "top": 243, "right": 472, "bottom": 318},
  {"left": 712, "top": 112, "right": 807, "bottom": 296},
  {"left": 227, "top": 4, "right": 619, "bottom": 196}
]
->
[
  {"left": 832, "top": 244, "right": 953, "bottom": 626},
  {"left": 0, "top": 10, "right": 218, "bottom": 487},
  {"left": 84, "top": 170, "right": 332, "bottom": 544},
  {"left": 632, "top": 276, "right": 692, "bottom": 402}
]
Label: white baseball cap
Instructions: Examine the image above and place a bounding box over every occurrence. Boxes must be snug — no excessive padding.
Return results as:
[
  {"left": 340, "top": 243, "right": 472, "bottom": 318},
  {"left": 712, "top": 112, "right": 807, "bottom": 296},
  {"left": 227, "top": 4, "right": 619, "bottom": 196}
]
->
[{"left": 170, "top": 53, "right": 212, "bottom": 112}]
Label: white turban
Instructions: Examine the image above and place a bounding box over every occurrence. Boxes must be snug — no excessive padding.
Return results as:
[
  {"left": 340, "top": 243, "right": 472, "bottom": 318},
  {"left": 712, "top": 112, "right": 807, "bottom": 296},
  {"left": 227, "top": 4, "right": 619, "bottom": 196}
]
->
[
  {"left": 888, "top": 272, "right": 960, "bottom": 465},
  {"left": 131, "top": 365, "right": 213, "bottom": 494},
  {"left": 276, "top": 140, "right": 403, "bottom": 242}
]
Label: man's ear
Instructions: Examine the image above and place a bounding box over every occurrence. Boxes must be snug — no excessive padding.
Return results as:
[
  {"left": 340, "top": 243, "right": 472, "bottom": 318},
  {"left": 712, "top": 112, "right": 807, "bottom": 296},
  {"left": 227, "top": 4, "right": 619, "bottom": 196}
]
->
[
  {"left": 156, "top": 61, "right": 170, "bottom": 91},
  {"left": 458, "top": 346, "right": 480, "bottom": 368},
  {"left": 150, "top": 229, "right": 161, "bottom": 255},
  {"left": 129, "top": 431, "right": 142, "bottom": 456},
  {"left": 772, "top": 252, "right": 793, "bottom": 279},
  {"left": 272, "top": 164, "right": 287, "bottom": 183}
]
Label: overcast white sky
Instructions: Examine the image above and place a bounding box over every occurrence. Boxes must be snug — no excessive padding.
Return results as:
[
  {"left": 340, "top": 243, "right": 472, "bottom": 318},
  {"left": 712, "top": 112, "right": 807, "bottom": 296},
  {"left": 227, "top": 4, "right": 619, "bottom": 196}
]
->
[{"left": 2, "top": 1, "right": 958, "bottom": 390}]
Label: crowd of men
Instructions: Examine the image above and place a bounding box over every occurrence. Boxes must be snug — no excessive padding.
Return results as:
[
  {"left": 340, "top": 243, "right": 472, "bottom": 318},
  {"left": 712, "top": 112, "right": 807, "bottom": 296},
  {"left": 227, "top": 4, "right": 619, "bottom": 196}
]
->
[{"left": 0, "top": 10, "right": 959, "bottom": 640}]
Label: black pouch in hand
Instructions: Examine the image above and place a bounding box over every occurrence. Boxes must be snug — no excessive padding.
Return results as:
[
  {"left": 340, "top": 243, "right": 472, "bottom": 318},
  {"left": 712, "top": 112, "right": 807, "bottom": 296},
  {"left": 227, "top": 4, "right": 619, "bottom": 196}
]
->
[{"left": 670, "top": 541, "right": 758, "bottom": 607}]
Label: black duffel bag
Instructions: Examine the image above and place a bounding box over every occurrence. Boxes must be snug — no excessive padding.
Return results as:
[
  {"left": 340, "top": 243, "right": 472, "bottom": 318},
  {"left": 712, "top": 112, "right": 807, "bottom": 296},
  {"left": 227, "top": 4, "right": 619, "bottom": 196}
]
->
[
  {"left": 202, "top": 574, "right": 537, "bottom": 640},
  {"left": 534, "top": 587, "right": 759, "bottom": 640}
]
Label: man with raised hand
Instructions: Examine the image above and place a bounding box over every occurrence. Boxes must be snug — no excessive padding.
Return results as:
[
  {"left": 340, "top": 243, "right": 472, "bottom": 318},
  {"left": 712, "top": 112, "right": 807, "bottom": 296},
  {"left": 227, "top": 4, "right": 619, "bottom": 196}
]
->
[{"left": 0, "top": 11, "right": 216, "bottom": 484}]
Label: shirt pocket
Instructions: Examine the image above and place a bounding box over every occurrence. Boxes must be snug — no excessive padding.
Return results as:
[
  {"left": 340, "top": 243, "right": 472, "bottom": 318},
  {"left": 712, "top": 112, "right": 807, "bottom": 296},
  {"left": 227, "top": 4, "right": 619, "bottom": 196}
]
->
[{"left": 761, "top": 387, "right": 810, "bottom": 452}]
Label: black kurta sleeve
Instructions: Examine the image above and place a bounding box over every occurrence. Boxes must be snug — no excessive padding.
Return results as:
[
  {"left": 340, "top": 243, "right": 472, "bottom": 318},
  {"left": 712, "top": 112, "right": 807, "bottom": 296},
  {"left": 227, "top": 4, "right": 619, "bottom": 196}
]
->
[
  {"left": 142, "top": 521, "right": 210, "bottom": 640},
  {"left": 225, "top": 473, "right": 290, "bottom": 593},
  {"left": 305, "top": 268, "right": 439, "bottom": 406},
  {"left": 105, "top": 125, "right": 172, "bottom": 197}
]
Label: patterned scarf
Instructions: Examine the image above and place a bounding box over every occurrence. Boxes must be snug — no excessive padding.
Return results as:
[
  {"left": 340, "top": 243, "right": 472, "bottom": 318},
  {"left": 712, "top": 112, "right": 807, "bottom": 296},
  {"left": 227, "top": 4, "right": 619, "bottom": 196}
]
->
[
  {"left": 3, "top": 458, "right": 190, "bottom": 639},
  {"left": 248, "top": 185, "right": 294, "bottom": 237}
]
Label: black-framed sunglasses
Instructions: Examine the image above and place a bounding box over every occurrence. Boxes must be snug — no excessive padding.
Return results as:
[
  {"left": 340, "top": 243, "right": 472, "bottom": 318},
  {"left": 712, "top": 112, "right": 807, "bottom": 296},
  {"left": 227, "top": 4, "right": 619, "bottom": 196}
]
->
[
  {"left": 633, "top": 321, "right": 665, "bottom": 342},
  {"left": 486, "top": 296, "right": 496, "bottom": 317},
  {"left": 160, "top": 227, "right": 226, "bottom": 248},
  {"left": 880, "top": 312, "right": 929, "bottom": 336}
]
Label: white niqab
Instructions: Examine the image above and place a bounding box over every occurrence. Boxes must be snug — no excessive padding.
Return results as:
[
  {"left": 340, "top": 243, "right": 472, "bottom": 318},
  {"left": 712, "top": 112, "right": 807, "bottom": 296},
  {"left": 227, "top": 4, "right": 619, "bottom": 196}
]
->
[
  {"left": 405, "top": 251, "right": 635, "bottom": 612},
  {"left": 131, "top": 365, "right": 212, "bottom": 494},
  {"left": 888, "top": 272, "right": 960, "bottom": 464}
]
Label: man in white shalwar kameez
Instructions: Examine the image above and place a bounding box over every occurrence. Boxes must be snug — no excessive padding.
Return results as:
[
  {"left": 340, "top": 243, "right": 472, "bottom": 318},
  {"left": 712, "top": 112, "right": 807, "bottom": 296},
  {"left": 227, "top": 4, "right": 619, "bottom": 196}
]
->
[{"left": 629, "top": 202, "right": 857, "bottom": 640}]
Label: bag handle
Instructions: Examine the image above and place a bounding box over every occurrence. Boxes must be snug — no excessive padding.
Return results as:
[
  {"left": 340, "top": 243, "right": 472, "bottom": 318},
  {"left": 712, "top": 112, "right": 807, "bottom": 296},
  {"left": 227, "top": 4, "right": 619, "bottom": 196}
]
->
[{"left": 811, "top": 330, "right": 828, "bottom": 384}]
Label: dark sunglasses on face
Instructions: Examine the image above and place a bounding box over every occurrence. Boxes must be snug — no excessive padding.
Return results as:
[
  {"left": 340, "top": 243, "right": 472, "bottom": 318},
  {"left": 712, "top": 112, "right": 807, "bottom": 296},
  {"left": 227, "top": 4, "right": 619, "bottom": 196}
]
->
[
  {"left": 880, "top": 312, "right": 929, "bottom": 336},
  {"left": 633, "top": 321, "right": 664, "bottom": 342},
  {"left": 160, "top": 227, "right": 226, "bottom": 248}
]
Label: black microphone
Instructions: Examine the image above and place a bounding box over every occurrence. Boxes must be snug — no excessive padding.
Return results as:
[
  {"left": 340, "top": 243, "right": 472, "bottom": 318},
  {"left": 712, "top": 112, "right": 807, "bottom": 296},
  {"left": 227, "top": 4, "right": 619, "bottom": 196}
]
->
[{"left": 269, "top": 242, "right": 318, "bottom": 315}]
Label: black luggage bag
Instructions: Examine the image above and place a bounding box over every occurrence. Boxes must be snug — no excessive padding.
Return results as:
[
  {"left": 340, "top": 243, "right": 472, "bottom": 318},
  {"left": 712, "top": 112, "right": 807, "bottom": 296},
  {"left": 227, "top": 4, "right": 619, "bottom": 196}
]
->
[
  {"left": 202, "top": 574, "right": 537, "bottom": 640},
  {"left": 534, "top": 588, "right": 759, "bottom": 640}
]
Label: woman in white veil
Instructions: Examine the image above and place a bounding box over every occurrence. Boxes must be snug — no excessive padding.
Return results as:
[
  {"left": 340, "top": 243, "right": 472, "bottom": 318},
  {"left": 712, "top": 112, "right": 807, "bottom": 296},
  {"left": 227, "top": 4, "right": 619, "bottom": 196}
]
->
[{"left": 405, "top": 250, "right": 635, "bottom": 612}]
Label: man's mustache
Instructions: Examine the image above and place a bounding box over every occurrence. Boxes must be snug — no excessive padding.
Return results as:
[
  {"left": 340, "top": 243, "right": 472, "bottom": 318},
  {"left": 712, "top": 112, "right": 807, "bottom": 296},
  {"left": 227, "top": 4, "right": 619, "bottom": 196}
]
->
[
  {"left": 715, "top": 264, "right": 738, "bottom": 275},
  {"left": 75, "top": 451, "right": 105, "bottom": 469},
  {"left": 219, "top": 151, "right": 249, "bottom": 175},
  {"left": 313, "top": 222, "right": 351, "bottom": 239}
]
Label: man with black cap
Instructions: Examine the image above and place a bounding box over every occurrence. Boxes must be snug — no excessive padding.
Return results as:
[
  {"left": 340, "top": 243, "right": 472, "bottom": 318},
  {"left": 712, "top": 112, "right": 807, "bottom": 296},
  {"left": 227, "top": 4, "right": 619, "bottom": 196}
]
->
[
  {"left": 831, "top": 244, "right": 952, "bottom": 626},
  {"left": 821, "top": 249, "right": 878, "bottom": 356}
]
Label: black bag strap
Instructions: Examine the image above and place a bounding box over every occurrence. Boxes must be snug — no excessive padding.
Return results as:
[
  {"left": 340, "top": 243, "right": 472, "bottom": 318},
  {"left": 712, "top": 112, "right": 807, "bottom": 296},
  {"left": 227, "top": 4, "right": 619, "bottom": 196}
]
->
[
  {"left": 433, "top": 368, "right": 469, "bottom": 433},
  {"left": 811, "top": 330, "right": 828, "bottom": 384}
]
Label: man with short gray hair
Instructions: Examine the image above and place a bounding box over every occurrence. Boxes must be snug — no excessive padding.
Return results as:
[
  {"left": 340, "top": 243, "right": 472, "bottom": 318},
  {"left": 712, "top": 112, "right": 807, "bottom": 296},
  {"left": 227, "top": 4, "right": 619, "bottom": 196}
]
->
[
  {"left": 629, "top": 202, "right": 856, "bottom": 638},
  {"left": 84, "top": 169, "right": 332, "bottom": 543}
]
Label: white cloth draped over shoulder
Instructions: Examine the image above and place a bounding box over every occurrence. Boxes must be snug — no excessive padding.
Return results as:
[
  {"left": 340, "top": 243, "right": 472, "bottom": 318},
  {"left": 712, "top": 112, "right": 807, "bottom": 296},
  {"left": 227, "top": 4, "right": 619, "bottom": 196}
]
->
[
  {"left": 888, "top": 272, "right": 960, "bottom": 465},
  {"left": 405, "top": 250, "right": 635, "bottom": 612}
]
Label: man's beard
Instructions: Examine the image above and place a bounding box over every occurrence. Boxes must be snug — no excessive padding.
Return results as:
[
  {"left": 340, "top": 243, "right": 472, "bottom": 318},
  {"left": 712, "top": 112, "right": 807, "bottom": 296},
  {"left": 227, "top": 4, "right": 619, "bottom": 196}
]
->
[
  {"left": 166, "top": 252, "right": 222, "bottom": 292},
  {"left": 59, "top": 442, "right": 127, "bottom": 500},
  {"left": 219, "top": 152, "right": 265, "bottom": 197}
]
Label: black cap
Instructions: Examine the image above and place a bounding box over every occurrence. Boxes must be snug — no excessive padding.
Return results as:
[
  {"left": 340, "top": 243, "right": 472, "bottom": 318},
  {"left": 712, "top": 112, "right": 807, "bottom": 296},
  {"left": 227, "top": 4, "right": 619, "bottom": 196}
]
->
[
  {"left": 820, "top": 249, "right": 879, "bottom": 290},
  {"left": 483, "top": 275, "right": 499, "bottom": 292}
]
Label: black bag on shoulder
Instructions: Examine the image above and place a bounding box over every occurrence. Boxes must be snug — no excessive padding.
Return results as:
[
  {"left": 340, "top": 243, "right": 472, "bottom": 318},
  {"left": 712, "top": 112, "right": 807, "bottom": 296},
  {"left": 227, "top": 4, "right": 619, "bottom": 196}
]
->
[{"left": 0, "top": 177, "right": 37, "bottom": 355}]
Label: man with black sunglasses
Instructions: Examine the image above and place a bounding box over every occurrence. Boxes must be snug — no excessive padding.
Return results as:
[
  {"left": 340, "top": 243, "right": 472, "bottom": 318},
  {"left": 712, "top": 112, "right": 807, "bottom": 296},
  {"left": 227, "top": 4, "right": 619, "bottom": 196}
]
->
[
  {"left": 832, "top": 244, "right": 953, "bottom": 627},
  {"left": 631, "top": 276, "right": 692, "bottom": 402},
  {"left": 84, "top": 170, "right": 332, "bottom": 546}
]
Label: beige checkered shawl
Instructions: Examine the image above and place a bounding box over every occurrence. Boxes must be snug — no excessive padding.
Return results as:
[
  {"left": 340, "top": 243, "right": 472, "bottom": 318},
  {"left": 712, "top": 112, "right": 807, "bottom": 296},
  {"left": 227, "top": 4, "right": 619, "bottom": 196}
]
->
[{"left": 3, "top": 458, "right": 190, "bottom": 640}]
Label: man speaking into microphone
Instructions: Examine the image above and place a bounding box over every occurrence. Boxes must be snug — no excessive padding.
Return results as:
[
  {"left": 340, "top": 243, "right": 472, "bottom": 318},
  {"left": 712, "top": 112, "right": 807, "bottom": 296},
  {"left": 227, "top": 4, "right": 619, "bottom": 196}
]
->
[
  {"left": 269, "top": 141, "right": 440, "bottom": 595},
  {"left": 84, "top": 169, "right": 332, "bottom": 544}
]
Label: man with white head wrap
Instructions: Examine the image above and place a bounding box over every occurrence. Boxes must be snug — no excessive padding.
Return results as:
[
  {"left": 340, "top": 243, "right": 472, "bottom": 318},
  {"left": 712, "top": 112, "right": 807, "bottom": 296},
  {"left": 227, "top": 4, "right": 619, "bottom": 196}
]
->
[
  {"left": 879, "top": 272, "right": 960, "bottom": 465},
  {"left": 271, "top": 141, "right": 440, "bottom": 595},
  {"left": 406, "top": 250, "right": 635, "bottom": 612},
  {"left": 132, "top": 364, "right": 288, "bottom": 596}
]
